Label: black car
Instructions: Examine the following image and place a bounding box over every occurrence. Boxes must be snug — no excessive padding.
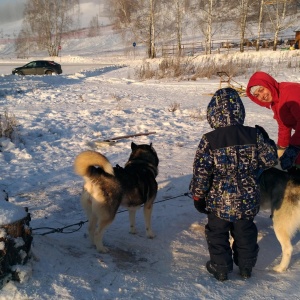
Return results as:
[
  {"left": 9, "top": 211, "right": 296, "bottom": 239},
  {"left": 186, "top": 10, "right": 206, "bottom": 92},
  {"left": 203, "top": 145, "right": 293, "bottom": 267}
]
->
[{"left": 12, "top": 60, "right": 63, "bottom": 75}]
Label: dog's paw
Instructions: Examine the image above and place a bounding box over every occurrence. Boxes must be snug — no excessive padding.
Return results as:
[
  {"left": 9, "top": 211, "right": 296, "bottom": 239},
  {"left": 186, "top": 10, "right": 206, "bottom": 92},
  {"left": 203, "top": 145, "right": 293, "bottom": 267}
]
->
[
  {"left": 273, "top": 264, "right": 287, "bottom": 273},
  {"left": 96, "top": 245, "right": 109, "bottom": 253},
  {"left": 146, "top": 231, "right": 155, "bottom": 239},
  {"left": 130, "top": 227, "right": 137, "bottom": 234}
]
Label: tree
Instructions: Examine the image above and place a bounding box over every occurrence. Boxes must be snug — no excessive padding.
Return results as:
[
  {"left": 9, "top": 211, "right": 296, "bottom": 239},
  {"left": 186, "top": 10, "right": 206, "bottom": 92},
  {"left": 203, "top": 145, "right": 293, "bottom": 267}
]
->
[
  {"left": 21, "top": 0, "right": 79, "bottom": 56},
  {"left": 174, "top": 0, "right": 183, "bottom": 53},
  {"left": 171, "top": 0, "right": 191, "bottom": 55},
  {"left": 15, "top": 25, "right": 32, "bottom": 58},
  {"left": 256, "top": 0, "right": 264, "bottom": 51},
  {"left": 190, "top": 0, "right": 230, "bottom": 55},
  {"left": 107, "top": 0, "right": 164, "bottom": 58},
  {"left": 148, "top": 0, "right": 156, "bottom": 58},
  {"left": 205, "top": 0, "right": 213, "bottom": 55},
  {"left": 88, "top": 15, "right": 101, "bottom": 37},
  {"left": 237, "top": 0, "right": 250, "bottom": 53},
  {"left": 265, "top": 0, "right": 295, "bottom": 50}
]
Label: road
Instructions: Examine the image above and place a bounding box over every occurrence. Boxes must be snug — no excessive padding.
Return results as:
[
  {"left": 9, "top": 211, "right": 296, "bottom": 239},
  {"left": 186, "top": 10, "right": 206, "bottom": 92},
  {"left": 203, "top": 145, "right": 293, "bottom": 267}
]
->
[{"left": 0, "top": 63, "right": 113, "bottom": 76}]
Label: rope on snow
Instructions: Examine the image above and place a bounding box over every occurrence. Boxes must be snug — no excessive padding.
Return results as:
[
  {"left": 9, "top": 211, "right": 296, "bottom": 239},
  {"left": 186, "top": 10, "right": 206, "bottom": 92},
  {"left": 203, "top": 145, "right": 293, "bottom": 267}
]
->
[{"left": 32, "top": 192, "right": 191, "bottom": 236}]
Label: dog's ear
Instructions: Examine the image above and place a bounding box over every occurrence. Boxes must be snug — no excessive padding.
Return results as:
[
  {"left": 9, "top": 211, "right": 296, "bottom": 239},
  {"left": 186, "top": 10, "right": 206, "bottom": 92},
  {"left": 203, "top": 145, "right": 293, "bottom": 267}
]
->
[
  {"left": 150, "top": 143, "right": 157, "bottom": 154},
  {"left": 131, "top": 142, "right": 138, "bottom": 150}
]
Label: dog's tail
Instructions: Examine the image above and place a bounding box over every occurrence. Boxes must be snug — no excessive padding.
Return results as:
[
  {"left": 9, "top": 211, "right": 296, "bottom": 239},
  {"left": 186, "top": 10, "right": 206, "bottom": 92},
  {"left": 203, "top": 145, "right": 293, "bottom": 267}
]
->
[{"left": 74, "top": 150, "right": 114, "bottom": 178}]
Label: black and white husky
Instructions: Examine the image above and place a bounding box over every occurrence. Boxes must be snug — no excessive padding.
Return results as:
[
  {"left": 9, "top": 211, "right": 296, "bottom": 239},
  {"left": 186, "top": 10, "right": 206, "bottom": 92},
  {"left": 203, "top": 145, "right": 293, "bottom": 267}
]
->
[
  {"left": 260, "top": 167, "right": 300, "bottom": 272},
  {"left": 74, "top": 142, "right": 159, "bottom": 253}
]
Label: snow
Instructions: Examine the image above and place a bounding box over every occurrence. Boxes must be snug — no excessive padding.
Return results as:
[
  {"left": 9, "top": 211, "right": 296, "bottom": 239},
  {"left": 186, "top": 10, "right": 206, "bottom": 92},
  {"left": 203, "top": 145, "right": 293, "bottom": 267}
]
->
[
  {"left": 1, "top": 7, "right": 300, "bottom": 300},
  {"left": 0, "top": 200, "right": 27, "bottom": 226}
]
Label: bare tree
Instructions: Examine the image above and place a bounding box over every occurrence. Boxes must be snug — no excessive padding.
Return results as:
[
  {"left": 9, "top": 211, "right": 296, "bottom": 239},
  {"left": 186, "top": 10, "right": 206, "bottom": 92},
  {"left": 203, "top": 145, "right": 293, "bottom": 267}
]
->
[
  {"left": 265, "top": 0, "right": 295, "bottom": 50},
  {"left": 236, "top": 0, "right": 250, "bottom": 52},
  {"left": 190, "top": 0, "right": 227, "bottom": 55},
  {"left": 107, "top": 0, "right": 166, "bottom": 58},
  {"left": 205, "top": 0, "right": 213, "bottom": 54},
  {"left": 88, "top": 15, "right": 100, "bottom": 37},
  {"left": 158, "top": 0, "right": 191, "bottom": 55},
  {"left": 22, "top": 0, "right": 79, "bottom": 56},
  {"left": 174, "top": 0, "right": 189, "bottom": 54},
  {"left": 148, "top": 0, "right": 156, "bottom": 58},
  {"left": 256, "top": 0, "right": 264, "bottom": 51},
  {"left": 15, "top": 24, "right": 32, "bottom": 58}
]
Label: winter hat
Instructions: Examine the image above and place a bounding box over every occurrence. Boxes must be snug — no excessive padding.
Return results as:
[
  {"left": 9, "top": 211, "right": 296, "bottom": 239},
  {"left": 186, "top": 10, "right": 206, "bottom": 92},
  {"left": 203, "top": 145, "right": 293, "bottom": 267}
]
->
[{"left": 250, "top": 85, "right": 261, "bottom": 95}]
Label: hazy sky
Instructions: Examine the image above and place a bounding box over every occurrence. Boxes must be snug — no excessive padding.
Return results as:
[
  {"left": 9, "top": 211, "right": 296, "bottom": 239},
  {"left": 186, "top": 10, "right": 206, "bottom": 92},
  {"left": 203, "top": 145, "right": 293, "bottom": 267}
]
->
[
  {"left": 0, "top": 0, "right": 102, "bottom": 25},
  {"left": 0, "top": 0, "right": 26, "bottom": 24}
]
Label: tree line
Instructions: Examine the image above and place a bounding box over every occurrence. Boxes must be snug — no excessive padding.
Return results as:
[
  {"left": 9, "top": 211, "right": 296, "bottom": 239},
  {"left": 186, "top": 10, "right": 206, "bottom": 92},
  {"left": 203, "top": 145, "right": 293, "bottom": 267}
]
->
[
  {"left": 15, "top": 0, "right": 300, "bottom": 58},
  {"left": 106, "top": 0, "right": 299, "bottom": 57}
]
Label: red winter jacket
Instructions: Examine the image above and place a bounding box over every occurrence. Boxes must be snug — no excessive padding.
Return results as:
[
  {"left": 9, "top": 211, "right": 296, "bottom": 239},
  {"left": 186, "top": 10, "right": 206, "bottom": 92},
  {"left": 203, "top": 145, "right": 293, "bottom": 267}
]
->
[{"left": 246, "top": 72, "right": 300, "bottom": 154}]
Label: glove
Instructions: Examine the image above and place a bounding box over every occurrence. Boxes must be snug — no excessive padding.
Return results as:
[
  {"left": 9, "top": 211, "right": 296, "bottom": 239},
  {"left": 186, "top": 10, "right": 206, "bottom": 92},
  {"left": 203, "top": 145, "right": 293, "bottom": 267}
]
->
[
  {"left": 193, "top": 196, "right": 207, "bottom": 214},
  {"left": 280, "top": 145, "right": 300, "bottom": 170},
  {"left": 277, "top": 146, "right": 286, "bottom": 158}
]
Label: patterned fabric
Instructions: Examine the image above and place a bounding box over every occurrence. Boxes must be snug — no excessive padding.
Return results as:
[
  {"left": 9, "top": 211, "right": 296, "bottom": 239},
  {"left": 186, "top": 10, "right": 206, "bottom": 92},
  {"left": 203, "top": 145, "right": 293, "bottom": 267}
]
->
[
  {"left": 190, "top": 88, "right": 278, "bottom": 222},
  {"left": 207, "top": 88, "right": 245, "bottom": 129}
]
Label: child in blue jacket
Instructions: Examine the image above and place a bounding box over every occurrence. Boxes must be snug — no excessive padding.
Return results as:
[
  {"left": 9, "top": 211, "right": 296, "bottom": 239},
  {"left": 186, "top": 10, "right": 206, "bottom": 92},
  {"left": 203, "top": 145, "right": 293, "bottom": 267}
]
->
[{"left": 190, "top": 88, "right": 278, "bottom": 281}]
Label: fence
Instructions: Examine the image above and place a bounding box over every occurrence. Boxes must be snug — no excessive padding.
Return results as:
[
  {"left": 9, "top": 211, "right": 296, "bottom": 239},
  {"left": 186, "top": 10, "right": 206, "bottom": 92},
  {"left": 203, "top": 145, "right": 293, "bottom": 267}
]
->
[
  {"left": 160, "top": 35, "right": 296, "bottom": 57},
  {"left": 161, "top": 42, "right": 205, "bottom": 57}
]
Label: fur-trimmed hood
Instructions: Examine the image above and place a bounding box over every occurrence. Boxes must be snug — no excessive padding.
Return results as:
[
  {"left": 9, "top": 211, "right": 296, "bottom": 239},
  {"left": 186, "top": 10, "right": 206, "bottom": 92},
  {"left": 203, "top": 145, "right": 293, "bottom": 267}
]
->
[{"left": 207, "top": 88, "right": 245, "bottom": 129}]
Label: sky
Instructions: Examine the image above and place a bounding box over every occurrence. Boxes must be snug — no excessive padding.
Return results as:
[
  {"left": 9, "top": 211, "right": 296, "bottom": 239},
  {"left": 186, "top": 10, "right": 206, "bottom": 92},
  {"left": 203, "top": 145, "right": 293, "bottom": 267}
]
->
[
  {"left": 0, "top": 0, "right": 106, "bottom": 25},
  {"left": 1, "top": 6, "right": 300, "bottom": 300},
  {"left": 0, "top": 0, "right": 109, "bottom": 38},
  {"left": 0, "top": 0, "right": 26, "bottom": 24}
]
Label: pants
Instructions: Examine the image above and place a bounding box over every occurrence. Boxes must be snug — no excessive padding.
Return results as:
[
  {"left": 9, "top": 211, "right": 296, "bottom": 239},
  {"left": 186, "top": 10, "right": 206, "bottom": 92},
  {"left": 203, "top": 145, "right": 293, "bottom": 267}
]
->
[{"left": 205, "top": 213, "right": 259, "bottom": 272}]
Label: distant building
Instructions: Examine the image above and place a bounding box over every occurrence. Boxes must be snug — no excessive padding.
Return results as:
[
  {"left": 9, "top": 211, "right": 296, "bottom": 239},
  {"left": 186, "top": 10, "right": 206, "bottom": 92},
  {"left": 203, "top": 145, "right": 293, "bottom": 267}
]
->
[{"left": 294, "top": 27, "right": 300, "bottom": 49}]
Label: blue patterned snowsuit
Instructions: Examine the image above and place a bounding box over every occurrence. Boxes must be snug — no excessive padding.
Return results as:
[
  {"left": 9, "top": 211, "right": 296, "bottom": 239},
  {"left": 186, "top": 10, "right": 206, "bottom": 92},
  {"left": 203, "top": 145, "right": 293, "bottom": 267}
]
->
[{"left": 190, "top": 88, "right": 278, "bottom": 272}]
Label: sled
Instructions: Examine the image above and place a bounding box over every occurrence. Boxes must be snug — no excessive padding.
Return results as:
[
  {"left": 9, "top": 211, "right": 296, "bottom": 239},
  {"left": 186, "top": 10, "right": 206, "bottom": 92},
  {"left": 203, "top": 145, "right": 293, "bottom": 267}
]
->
[{"left": 217, "top": 71, "right": 246, "bottom": 96}]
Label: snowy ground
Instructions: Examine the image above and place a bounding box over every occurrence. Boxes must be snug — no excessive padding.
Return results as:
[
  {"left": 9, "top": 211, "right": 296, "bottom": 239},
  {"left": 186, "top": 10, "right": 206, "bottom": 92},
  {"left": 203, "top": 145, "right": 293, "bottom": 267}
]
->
[{"left": 1, "top": 16, "right": 300, "bottom": 299}]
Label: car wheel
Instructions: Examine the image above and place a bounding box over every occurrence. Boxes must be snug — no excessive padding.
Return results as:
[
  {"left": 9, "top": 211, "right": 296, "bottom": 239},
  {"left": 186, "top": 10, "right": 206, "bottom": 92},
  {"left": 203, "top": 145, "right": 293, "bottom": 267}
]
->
[
  {"left": 45, "top": 70, "right": 53, "bottom": 75},
  {"left": 17, "top": 71, "right": 24, "bottom": 76}
]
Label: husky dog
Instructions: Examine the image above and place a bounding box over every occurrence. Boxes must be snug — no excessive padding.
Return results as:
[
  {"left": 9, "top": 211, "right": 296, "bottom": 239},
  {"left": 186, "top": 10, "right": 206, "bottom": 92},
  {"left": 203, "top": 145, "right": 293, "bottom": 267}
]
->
[
  {"left": 260, "top": 167, "right": 300, "bottom": 272},
  {"left": 74, "top": 142, "right": 159, "bottom": 253}
]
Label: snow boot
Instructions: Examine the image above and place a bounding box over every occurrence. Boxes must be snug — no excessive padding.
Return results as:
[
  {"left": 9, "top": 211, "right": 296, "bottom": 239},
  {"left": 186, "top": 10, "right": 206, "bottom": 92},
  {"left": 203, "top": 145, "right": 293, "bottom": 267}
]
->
[
  {"left": 239, "top": 267, "right": 252, "bottom": 279},
  {"left": 206, "top": 261, "right": 228, "bottom": 282}
]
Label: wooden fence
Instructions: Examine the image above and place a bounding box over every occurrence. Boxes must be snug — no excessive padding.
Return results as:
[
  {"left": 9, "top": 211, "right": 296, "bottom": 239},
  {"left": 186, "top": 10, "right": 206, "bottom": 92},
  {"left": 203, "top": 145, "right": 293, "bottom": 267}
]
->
[
  {"left": 161, "top": 42, "right": 205, "bottom": 57},
  {"left": 160, "top": 35, "right": 296, "bottom": 57}
]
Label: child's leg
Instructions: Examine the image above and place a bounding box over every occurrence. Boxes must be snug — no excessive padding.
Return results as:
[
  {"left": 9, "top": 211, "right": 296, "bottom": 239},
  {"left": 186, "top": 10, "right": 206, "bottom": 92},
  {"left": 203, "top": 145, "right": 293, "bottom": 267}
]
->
[
  {"left": 205, "top": 213, "right": 233, "bottom": 273},
  {"left": 231, "top": 218, "right": 259, "bottom": 274}
]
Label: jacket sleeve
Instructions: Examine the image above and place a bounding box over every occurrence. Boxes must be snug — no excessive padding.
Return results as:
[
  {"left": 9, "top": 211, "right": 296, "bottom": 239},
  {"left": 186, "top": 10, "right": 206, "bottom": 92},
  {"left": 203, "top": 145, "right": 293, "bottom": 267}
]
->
[
  {"left": 189, "top": 135, "right": 214, "bottom": 198},
  {"left": 272, "top": 104, "right": 291, "bottom": 147},
  {"left": 255, "top": 126, "right": 278, "bottom": 170},
  {"left": 277, "top": 117, "right": 292, "bottom": 147},
  {"left": 287, "top": 101, "right": 300, "bottom": 146}
]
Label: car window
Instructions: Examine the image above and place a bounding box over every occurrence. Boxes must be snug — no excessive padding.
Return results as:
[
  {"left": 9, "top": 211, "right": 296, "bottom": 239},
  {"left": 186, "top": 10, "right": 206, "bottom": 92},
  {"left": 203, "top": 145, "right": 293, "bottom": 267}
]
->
[{"left": 27, "top": 62, "right": 36, "bottom": 68}]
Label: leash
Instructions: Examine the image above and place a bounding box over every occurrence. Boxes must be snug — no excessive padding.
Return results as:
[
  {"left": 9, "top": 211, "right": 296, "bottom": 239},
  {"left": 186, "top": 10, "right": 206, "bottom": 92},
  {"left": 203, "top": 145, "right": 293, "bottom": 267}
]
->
[
  {"left": 32, "top": 192, "right": 191, "bottom": 236},
  {"left": 32, "top": 221, "right": 87, "bottom": 236}
]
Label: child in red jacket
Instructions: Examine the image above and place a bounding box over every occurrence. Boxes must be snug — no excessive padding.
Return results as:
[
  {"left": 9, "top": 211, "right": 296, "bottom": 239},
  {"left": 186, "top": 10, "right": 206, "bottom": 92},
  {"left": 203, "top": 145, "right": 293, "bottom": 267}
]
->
[{"left": 246, "top": 71, "right": 300, "bottom": 172}]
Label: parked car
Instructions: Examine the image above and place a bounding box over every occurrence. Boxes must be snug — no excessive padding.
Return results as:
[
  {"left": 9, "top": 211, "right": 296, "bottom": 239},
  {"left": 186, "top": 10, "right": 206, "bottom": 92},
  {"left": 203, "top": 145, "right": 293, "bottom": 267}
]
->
[{"left": 12, "top": 60, "right": 62, "bottom": 75}]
